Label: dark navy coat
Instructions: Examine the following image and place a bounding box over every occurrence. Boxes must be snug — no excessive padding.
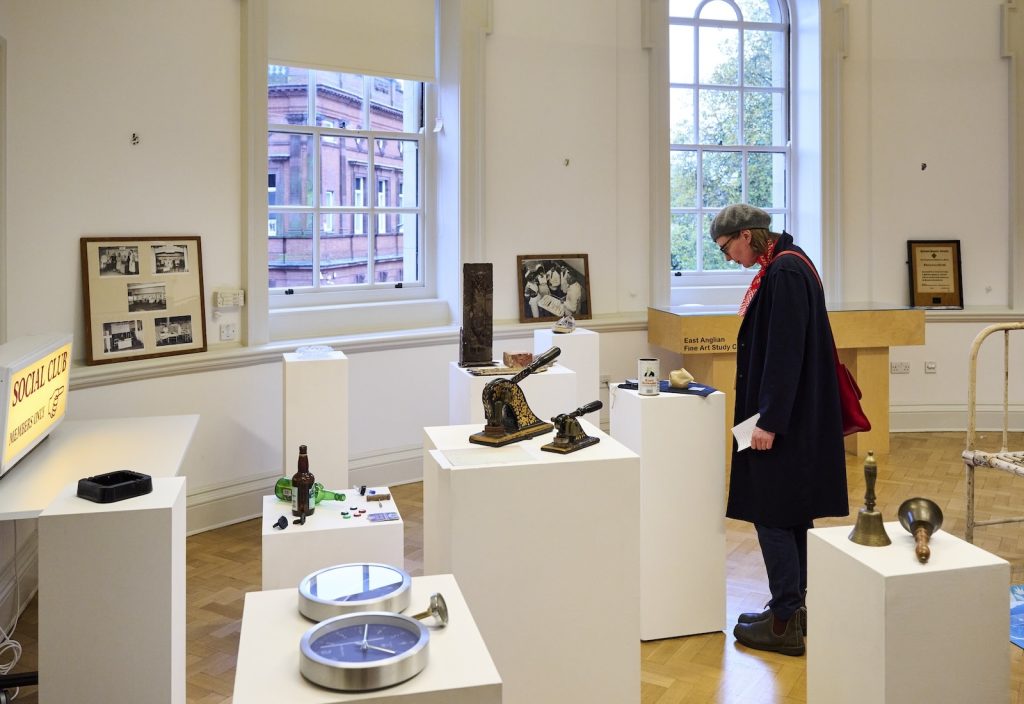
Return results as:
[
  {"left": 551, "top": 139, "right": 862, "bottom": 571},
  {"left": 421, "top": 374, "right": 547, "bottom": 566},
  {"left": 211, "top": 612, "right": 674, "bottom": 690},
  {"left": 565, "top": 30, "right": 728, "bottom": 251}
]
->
[{"left": 726, "top": 233, "right": 849, "bottom": 527}]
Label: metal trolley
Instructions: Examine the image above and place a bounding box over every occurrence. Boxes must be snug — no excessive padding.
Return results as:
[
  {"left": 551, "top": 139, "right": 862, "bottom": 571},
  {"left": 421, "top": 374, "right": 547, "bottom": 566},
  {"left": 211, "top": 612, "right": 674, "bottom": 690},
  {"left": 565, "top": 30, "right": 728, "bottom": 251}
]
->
[{"left": 963, "top": 322, "right": 1024, "bottom": 543}]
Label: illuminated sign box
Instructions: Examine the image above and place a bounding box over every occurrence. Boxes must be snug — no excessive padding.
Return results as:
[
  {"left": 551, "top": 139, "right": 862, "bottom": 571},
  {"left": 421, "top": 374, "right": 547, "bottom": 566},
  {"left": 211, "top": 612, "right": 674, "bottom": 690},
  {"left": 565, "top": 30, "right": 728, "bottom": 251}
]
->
[{"left": 0, "top": 333, "right": 73, "bottom": 478}]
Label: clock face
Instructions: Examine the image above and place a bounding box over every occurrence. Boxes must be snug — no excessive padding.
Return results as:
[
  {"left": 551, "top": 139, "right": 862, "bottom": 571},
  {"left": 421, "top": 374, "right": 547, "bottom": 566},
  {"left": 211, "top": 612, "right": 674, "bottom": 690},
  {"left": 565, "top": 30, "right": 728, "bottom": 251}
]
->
[
  {"left": 300, "top": 612, "right": 430, "bottom": 691},
  {"left": 298, "top": 563, "right": 412, "bottom": 622}
]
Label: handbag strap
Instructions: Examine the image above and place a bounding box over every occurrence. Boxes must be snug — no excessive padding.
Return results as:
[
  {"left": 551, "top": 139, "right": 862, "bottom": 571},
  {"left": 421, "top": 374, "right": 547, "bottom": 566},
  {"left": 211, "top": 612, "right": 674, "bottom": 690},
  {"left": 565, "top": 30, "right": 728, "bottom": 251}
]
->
[{"left": 771, "top": 249, "right": 841, "bottom": 364}]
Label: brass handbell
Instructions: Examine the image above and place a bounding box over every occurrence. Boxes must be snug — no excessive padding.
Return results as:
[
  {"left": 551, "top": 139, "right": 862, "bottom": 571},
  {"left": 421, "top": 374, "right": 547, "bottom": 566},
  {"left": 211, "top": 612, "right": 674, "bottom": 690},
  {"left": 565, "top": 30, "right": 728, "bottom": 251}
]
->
[
  {"left": 897, "top": 497, "right": 943, "bottom": 563},
  {"left": 849, "top": 451, "right": 892, "bottom": 546}
]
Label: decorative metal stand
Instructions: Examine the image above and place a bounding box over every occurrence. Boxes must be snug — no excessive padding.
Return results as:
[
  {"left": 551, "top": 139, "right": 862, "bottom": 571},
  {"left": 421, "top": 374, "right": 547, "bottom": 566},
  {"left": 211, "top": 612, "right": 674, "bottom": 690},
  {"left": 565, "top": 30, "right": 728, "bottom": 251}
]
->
[
  {"left": 469, "top": 346, "right": 561, "bottom": 447},
  {"left": 541, "top": 400, "right": 603, "bottom": 454},
  {"left": 849, "top": 451, "right": 892, "bottom": 546},
  {"left": 459, "top": 263, "right": 494, "bottom": 367}
]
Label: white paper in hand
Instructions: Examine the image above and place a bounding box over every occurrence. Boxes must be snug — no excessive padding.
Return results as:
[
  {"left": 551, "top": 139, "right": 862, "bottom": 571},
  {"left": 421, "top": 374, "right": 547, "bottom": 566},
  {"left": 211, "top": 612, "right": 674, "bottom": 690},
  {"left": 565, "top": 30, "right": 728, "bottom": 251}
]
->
[{"left": 732, "top": 413, "right": 761, "bottom": 451}]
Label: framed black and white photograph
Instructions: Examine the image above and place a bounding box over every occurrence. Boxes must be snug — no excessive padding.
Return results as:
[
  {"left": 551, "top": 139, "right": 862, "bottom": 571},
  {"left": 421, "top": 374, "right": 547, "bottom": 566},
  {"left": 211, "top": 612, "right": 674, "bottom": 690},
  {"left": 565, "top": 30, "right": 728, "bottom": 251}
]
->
[
  {"left": 127, "top": 282, "right": 167, "bottom": 312},
  {"left": 98, "top": 245, "right": 140, "bottom": 276},
  {"left": 81, "top": 235, "right": 207, "bottom": 365},
  {"left": 517, "top": 253, "right": 591, "bottom": 324}
]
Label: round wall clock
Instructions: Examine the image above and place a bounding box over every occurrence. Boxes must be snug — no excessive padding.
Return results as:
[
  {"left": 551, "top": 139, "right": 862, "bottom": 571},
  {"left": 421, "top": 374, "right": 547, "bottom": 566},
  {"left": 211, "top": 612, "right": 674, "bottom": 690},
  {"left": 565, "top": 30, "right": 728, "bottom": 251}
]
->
[
  {"left": 298, "top": 563, "right": 412, "bottom": 622},
  {"left": 299, "top": 611, "right": 430, "bottom": 691}
]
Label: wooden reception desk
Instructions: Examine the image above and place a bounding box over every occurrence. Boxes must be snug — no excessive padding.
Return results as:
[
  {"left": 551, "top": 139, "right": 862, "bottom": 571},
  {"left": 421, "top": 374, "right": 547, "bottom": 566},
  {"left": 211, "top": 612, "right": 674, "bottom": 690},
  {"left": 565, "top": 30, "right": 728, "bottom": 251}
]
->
[{"left": 648, "top": 304, "right": 925, "bottom": 456}]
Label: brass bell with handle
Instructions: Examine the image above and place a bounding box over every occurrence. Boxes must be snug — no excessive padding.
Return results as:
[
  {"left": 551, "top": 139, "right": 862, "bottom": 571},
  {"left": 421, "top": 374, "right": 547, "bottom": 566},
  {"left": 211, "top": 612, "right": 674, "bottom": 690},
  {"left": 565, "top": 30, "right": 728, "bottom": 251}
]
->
[
  {"left": 897, "top": 497, "right": 943, "bottom": 563},
  {"left": 849, "top": 451, "right": 892, "bottom": 546}
]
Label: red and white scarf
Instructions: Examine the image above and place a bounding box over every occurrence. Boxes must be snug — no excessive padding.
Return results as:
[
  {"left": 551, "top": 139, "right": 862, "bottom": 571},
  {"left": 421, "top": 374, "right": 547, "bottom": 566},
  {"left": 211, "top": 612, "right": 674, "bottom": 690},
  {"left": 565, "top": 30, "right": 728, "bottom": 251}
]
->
[{"left": 737, "top": 238, "right": 779, "bottom": 316}]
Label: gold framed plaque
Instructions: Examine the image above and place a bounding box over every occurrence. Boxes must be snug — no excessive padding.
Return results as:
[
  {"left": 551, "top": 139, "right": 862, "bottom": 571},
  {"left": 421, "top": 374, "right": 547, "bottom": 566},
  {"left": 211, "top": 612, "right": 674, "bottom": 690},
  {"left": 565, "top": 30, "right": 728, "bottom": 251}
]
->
[{"left": 907, "top": 240, "right": 963, "bottom": 309}]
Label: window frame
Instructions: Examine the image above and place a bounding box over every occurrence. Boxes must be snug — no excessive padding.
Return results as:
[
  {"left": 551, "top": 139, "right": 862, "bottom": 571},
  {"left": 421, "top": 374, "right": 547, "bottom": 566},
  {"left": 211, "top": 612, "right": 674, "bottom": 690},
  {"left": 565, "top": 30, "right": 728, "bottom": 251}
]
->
[
  {"left": 266, "top": 66, "right": 435, "bottom": 310},
  {"left": 667, "top": 0, "right": 792, "bottom": 290}
]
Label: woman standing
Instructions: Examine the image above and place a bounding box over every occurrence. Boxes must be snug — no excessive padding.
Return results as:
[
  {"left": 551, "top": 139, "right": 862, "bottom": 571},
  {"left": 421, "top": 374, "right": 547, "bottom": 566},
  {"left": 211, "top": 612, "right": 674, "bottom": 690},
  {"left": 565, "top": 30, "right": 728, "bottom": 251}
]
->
[{"left": 711, "top": 203, "right": 848, "bottom": 657}]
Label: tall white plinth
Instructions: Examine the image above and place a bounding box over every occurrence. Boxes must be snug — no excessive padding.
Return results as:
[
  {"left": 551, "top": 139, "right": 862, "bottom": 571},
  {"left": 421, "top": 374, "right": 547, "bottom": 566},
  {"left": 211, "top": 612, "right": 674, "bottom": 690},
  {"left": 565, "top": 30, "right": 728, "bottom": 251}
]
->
[
  {"left": 533, "top": 327, "right": 600, "bottom": 407},
  {"left": 39, "top": 477, "right": 187, "bottom": 704},
  {"left": 422, "top": 421, "right": 640, "bottom": 704},
  {"left": 233, "top": 573, "right": 502, "bottom": 704},
  {"left": 447, "top": 361, "right": 576, "bottom": 425},
  {"left": 609, "top": 387, "right": 726, "bottom": 640},
  {"left": 261, "top": 489, "right": 404, "bottom": 589},
  {"left": 284, "top": 350, "right": 349, "bottom": 488},
  {"left": 807, "top": 523, "right": 1008, "bottom": 703}
]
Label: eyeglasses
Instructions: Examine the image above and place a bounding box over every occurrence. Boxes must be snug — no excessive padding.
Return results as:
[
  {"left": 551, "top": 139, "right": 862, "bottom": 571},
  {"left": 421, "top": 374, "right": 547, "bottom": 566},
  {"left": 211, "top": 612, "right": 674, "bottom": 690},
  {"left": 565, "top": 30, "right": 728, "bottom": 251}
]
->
[{"left": 718, "top": 236, "right": 737, "bottom": 257}]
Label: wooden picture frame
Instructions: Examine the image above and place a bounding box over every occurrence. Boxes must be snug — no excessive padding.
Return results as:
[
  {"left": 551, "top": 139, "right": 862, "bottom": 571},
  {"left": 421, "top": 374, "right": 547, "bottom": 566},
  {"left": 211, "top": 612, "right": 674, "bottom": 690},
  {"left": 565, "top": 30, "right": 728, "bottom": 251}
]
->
[
  {"left": 517, "top": 254, "right": 591, "bottom": 324},
  {"left": 80, "top": 236, "right": 207, "bottom": 365},
  {"left": 907, "top": 240, "right": 964, "bottom": 309}
]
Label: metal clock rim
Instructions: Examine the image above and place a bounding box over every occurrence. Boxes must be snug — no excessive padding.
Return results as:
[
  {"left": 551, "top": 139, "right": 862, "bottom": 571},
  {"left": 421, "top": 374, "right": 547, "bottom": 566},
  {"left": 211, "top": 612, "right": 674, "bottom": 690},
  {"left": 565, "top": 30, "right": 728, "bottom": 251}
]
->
[
  {"left": 298, "top": 562, "right": 412, "bottom": 622},
  {"left": 299, "top": 611, "right": 430, "bottom": 691}
]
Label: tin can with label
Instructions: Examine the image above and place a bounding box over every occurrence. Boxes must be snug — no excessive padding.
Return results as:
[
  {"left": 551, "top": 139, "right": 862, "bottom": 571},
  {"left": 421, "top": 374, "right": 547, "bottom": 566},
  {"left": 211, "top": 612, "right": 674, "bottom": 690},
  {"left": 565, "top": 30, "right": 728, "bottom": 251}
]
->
[{"left": 638, "top": 358, "right": 660, "bottom": 396}]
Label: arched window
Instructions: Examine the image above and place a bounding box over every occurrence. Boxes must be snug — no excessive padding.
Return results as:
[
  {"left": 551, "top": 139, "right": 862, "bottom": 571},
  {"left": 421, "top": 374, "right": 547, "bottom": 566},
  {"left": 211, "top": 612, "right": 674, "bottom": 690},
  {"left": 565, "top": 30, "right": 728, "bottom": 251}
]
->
[{"left": 668, "top": 0, "right": 789, "bottom": 276}]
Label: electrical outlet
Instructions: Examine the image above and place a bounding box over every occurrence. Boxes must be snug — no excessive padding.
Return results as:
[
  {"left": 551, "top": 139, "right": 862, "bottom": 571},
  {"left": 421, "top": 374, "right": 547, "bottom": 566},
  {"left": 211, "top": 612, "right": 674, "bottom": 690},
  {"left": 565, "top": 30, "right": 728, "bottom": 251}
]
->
[
  {"left": 924, "top": 361, "right": 937, "bottom": 374},
  {"left": 890, "top": 361, "right": 911, "bottom": 375},
  {"left": 220, "top": 323, "right": 238, "bottom": 342}
]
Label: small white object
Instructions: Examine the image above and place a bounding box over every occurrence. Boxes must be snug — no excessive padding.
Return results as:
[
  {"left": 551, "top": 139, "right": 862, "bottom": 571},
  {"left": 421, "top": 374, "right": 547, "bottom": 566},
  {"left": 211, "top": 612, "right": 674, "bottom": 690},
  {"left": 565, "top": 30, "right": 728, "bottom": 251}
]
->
[
  {"left": 731, "top": 412, "right": 761, "bottom": 452},
  {"left": 219, "top": 323, "right": 238, "bottom": 342},
  {"left": 214, "top": 288, "right": 246, "bottom": 307},
  {"left": 295, "top": 344, "right": 332, "bottom": 359},
  {"left": 924, "top": 360, "right": 937, "bottom": 374},
  {"left": 638, "top": 358, "right": 660, "bottom": 395}
]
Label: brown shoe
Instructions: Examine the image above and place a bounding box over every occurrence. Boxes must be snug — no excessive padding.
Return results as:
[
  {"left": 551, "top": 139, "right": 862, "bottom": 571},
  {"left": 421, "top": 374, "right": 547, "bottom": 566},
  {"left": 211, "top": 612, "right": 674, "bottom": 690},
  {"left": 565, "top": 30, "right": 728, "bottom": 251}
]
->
[
  {"left": 738, "top": 606, "right": 807, "bottom": 635},
  {"left": 733, "top": 613, "right": 805, "bottom": 656}
]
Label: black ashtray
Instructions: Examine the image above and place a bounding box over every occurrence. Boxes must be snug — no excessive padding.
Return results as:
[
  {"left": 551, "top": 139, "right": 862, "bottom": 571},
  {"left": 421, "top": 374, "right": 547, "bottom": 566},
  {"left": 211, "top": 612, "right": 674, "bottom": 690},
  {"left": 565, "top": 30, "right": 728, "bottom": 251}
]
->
[{"left": 77, "top": 470, "right": 153, "bottom": 503}]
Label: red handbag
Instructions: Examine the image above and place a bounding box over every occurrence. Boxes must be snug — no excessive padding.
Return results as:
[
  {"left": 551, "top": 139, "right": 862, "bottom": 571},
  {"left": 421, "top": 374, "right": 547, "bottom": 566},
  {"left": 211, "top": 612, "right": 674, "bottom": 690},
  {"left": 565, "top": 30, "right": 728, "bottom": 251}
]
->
[{"left": 773, "top": 250, "right": 871, "bottom": 436}]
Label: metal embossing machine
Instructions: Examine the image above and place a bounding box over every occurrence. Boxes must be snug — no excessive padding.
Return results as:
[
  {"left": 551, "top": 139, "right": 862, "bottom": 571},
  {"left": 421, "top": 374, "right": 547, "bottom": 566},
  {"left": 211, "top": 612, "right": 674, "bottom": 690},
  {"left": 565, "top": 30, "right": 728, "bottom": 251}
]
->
[{"left": 468, "top": 346, "right": 561, "bottom": 447}]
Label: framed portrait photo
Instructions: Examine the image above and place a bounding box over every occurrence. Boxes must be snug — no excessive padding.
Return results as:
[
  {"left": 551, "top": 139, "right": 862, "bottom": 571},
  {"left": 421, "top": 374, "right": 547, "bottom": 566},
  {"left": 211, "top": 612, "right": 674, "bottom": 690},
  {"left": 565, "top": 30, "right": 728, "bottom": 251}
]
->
[
  {"left": 517, "top": 254, "right": 591, "bottom": 324},
  {"left": 907, "top": 239, "right": 964, "bottom": 309},
  {"left": 80, "top": 236, "right": 207, "bottom": 364}
]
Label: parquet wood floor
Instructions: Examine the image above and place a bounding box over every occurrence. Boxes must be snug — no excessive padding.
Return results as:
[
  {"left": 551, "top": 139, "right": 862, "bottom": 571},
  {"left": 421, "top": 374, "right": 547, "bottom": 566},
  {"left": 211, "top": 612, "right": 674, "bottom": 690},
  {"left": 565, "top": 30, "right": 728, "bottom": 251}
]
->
[{"left": 6, "top": 431, "right": 1024, "bottom": 703}]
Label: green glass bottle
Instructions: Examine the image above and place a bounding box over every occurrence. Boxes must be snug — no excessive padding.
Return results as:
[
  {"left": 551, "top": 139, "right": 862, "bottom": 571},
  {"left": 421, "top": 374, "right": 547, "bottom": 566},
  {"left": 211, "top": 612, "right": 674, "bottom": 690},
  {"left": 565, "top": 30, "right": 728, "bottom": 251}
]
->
[{"left": 275, "top": 477, "right": 346, "bottom": 505}]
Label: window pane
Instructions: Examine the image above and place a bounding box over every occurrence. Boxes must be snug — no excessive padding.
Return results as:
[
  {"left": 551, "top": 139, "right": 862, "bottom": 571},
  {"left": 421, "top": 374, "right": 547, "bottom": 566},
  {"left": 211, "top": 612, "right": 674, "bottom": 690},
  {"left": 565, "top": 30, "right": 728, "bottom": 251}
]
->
[
  {"left": 669, "top": 25, "right": 694, "bottom": 84},
  {"left": 671, "top": 214, "right": 698, "bottom": 272},
  {"left": 699, "top": 89, "right": 739, "bottom": 145},
  {"left": 268, "top": 213, "right": 314, "bottom": 289},
  {"left": 373, "top": 139, "right": 419, "bottom": 208},
  {"left": 395, "top": 214, "right": 419, "bottom": 282},
  {"left": 314, "top": 70, "right": 365, "bottom": 130},
  {"left": 371, "top": 78, "right": 421, "bottom": 133},
  {"left": 744, "top": 30, "right": 786, "bottom": 88},
  {"left": 702, "top": 212, "right": 743, "bottom": 271},
  {"left": 699, "top": 26, "right": 739, "bottom": 84},
  {"left": 698, "top": 0, "right": 738, "bottom": 21},
  {"left": 323, "top": 215, "right": 368, "bottom": 284},
  {"left": 701, "top": 151, "right": 741, "bottom": 207},
  {"left": 743, "top": 90, "right": 784, "bottom": 145},
  {"left": 734, "top": 0, "right": 779, "bottom": 22},
  {"left": 268, "top": 65, "right": 309, "bottom": 125},
  {"left": 670, "top": 88, "right": 695, "bottom": 144},
  {"left": 268, "top": 132, "right": 314, "bottom": 206},
  {"left": 748, "top": 152, "right": 787, "bottom": 209},
  {"left": 670, "top": 150, "right": 697, "bottom": 208}
]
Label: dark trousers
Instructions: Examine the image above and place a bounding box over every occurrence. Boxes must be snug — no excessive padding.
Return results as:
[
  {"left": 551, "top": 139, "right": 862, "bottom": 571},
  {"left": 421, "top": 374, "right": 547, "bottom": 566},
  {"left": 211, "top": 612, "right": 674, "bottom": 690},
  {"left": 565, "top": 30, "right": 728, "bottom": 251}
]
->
[{"left": 754, "top": 522, "right": 812, "bottom": 621}]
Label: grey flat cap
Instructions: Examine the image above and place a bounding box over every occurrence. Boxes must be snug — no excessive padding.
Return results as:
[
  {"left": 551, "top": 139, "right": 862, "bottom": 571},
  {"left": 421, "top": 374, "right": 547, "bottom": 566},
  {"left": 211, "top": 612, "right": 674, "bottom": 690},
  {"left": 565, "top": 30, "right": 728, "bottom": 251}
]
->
[{"left": 710, "top": 204, "right": 771, "bottom": 238}]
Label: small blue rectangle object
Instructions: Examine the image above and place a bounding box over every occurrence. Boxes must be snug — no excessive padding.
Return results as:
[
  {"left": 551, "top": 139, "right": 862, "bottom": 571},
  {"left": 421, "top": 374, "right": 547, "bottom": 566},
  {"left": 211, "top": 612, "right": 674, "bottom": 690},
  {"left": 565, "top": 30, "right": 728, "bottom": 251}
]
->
[{"left": 367, "top": 512, "right": 400, "bottom": 522}]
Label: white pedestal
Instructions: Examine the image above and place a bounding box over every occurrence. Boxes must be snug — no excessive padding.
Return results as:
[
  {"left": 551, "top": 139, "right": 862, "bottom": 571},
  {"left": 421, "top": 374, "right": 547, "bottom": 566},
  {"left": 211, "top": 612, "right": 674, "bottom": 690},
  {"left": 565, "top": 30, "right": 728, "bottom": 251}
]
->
[
  {"left": 534, "top": 327, "right": 600, "bottom": 408},
  {"left": 807, "top": 523, "right": 1009, "bottom": 704},
  {"left": 284, "top": 350, "right": 349, "bottom": 488},
  {"left": 233, "top": 573, "right": 502, "bottom": 704},
  {"left": 39, "top": 477, "right": 187, "bottom": 704},
  {"left": 423, "top": 421, "right": 640, "bottom": 704},
  {"left": 609, "top": 387, "right": 726, "bottom": 640},
  {"left": 262, "top": 488, "right": 404, "bottom": 589},
  {"left": 447, "top": 361, "right": 577, "bottom": 425}
]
